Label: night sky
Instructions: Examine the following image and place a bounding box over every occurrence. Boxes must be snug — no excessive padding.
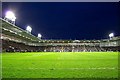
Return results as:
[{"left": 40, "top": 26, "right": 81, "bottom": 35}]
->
[{"left": 2, "top": 2, "right": 120, "bottom": 40}]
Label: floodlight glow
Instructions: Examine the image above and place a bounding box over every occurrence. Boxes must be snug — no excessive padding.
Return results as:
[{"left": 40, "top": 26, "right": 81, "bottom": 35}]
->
[
  {"left": 109, "top": 33, "right": 114, "bottom": 38},
  {"left": 5, "top": 11, "right": 16, "bottom": 21},
  {"left": 26, "top": 26, "right": 32, "bottom": 33},
  {"left": 38, "top": 33, "right": 42, "bottom": 38}
]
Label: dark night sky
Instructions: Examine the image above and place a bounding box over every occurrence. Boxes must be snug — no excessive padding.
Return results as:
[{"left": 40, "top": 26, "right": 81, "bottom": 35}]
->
[{"left": 2, "top": 2, "right": 120, "bottom": 40}]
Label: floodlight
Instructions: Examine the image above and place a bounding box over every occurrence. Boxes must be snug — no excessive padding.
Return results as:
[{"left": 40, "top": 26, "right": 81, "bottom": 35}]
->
[
  {"left": 26, "top": 26, "right": 32, "bottom": 33},
  {"left": 38, "top": 33, "right": 42, "bottom": 38},
  {"left": 5, "top": 11, "right": 16, "bottom": 21},
  {"left": 109, "top": 33, "right": 114, "bottom": 38}
]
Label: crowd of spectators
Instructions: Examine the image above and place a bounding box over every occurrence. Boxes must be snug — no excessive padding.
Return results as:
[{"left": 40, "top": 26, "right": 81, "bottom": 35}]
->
[{"left": 2, "top": 40, "right": 119, "bottom": 52}]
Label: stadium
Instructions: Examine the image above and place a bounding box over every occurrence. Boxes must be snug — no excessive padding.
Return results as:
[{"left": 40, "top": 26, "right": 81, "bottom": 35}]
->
[
  {"left": 2, "top": 18, "right": 120, "bottom": 52},
  {"left": 1, "top": 8, "right": 120, "bottom": 79}
]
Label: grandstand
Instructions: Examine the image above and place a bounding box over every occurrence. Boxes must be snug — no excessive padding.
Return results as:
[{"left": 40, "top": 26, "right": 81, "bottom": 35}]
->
[
  {"left": 1, "top": 18, "right": 120, "bottom": 52},
  {"left": 1, "top": 11, "right": 119, "bottom": 78}
]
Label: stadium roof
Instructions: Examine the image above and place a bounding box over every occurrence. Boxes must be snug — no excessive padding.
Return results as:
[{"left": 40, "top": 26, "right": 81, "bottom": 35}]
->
[
  {"left": 1, "top": 18, "right": 40, "bottom": 42},
  {"left": 1, "top": 18, "right": 120, "bottom": 45}
]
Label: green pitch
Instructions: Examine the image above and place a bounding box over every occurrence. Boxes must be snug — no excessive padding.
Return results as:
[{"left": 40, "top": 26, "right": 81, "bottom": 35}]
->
[{"left": 2, "top": 52, "right": 118, "bottom": 78}]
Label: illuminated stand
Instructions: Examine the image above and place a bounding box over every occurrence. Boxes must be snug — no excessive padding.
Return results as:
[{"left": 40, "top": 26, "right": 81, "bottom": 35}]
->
[
  {"left": 4, "top": 11, "right": 16, "bottom": 25},
  {"left": 38, "top": 33, "right": 42, "bottom": 39},
  {"left": 26, "top": 26, "right": 32, "bottom": 33}
]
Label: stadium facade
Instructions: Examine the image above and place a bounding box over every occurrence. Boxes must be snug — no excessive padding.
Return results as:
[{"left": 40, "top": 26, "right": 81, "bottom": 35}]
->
[{"left": 1, "top": 18, "right": 120, "bottom": 52}]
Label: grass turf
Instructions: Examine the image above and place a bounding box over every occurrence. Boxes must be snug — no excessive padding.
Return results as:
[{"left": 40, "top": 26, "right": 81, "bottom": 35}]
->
[{"left": 2, "top": 52, "right": 118, "bottom": 78}]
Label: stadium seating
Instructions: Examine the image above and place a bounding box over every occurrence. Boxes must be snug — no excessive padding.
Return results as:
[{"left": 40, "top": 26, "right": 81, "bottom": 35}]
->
[
  {"left": 1, "top": 18, "right": 120, "bottom": 52},
  {"left": 2, "top": 39, "right": 120, "bottom": 52}
]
